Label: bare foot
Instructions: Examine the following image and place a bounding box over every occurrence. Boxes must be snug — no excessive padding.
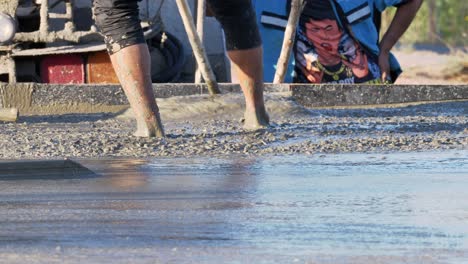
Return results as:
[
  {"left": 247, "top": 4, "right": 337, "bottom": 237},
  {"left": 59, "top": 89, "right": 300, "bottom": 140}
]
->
[
  {"left": 242, "top": 107, "right": 270, "bottom": 130},
  {"left": 133, "top": 114, "right": 165, "bottom": 138}
]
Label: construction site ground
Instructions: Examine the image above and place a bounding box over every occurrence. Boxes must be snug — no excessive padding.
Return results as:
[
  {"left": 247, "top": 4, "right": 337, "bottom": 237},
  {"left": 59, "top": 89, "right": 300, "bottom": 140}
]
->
[{"left": 0, "top": 47, "right": 467, "bottom": 264}]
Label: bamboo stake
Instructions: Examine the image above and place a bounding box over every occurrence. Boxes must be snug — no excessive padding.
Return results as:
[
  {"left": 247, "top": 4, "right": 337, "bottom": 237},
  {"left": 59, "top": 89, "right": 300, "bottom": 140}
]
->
[
  {"left": 175, "top": 0, "right": 220, "bottom": 95},
  {"left": 0, "top": 108, "right": 19, "bottom": 122},
  {"left": 273, "top": 0, "right": 304, "bottom": 84},
  {"left": 194, "top": 0, "right": 206, "bottom": 84}
]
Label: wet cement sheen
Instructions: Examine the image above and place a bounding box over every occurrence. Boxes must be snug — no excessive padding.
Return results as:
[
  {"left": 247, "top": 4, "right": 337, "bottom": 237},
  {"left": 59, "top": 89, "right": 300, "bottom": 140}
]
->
[{"left": 0, "top": 151, "right": 467, "bottom": 263}]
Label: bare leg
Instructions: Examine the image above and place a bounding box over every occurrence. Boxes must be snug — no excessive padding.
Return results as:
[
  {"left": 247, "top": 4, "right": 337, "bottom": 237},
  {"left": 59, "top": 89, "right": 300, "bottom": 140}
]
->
[
  {"left": 110, "top": 44, "right": 165, "bottom": 137},
  {"left": 228, "top": 46, "right": 269, "bottom": 130}
]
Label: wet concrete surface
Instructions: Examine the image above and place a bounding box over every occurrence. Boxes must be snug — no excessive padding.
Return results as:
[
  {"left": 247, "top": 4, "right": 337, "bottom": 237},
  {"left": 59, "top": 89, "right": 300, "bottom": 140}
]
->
[
  {"left": 0, "top": 152, "right": 467, "bottom": 263},
  {"left": 0, "top": 94, "right": 466, "bottom": 159},
  {"left": 0, "top": 92, "right": 466, "bottom": 262}
]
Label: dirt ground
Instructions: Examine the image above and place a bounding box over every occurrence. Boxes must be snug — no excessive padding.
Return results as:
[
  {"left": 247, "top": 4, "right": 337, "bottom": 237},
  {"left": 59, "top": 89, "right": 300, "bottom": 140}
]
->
[{"left": 394, "top": 48, "right": 468, "bottom": 84}]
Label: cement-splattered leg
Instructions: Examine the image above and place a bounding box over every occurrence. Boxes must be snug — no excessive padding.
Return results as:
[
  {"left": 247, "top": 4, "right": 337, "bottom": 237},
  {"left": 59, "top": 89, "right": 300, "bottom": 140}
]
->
[
  {"left": 110, "top": 44, "right": 165, "bottom": 137},
  {"left": 93, "top": 0, "right": 164, "bottom": 138},
  {"left": 208, "top": 0, "right": 270, "bottom": 130},
  {"left": 228, "top": 47, "right": 269, "bottom": 130}
]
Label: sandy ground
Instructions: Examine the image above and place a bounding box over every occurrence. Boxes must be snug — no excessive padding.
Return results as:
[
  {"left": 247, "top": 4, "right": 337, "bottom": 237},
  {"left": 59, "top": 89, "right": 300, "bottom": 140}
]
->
[
  {"left": 394, "top": 49, "right": 468, "bottom": 85},
  {"left": 0, "top": 93, "right": 466, "bottom": 159}
]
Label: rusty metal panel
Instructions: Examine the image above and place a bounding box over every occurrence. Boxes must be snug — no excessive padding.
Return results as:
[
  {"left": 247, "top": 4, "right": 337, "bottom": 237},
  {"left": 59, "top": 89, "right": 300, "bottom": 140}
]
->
[
  {"left": 86, "top": 51, "right": 119, "bottom": 84},
  {"left": 40, "top": 54, "right": 85, "bottom": 84}
]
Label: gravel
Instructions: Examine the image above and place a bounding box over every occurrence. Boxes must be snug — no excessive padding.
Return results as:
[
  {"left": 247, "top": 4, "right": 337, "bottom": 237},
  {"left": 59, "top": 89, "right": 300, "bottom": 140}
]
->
[{"left": 0, "top": 94, "right": 466, "bottom": 159}]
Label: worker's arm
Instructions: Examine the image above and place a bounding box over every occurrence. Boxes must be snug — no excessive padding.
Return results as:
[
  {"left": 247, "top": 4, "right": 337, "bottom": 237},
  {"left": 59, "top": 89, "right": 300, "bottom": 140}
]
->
[{"left": 378, "top": 0, "right": 423, "bottom": 82}]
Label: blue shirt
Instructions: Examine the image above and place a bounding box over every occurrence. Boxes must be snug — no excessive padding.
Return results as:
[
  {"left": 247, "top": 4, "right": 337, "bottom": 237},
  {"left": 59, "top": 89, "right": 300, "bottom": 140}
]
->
[{"left": 330, "top": 0, "right": 408, "bottom": 81}]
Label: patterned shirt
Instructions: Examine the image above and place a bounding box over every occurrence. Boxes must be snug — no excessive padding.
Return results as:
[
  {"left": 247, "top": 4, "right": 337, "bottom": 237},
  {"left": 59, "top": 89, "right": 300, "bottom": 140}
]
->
[{"left": 293, "top": 0, "right": 382, "bottom": 84}]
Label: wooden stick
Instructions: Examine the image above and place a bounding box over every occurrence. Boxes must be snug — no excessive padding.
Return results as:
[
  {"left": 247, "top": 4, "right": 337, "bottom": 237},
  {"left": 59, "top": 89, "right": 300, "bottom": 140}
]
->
[
  {"left": 0, "top": 108, "right": 19, "bottom": 122},
  {"left": 273, "top": 0, "right": 304, "bottom": 84},
  {"left": 175, "top": 0, "right": 220, "bottom": 95},
  {"left": 194, "top": 0, "right": 206, "bottom": 84}
]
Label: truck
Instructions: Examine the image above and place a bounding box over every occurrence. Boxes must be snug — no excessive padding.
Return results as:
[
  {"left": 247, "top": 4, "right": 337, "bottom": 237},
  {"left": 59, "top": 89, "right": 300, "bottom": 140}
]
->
[{"left": 0, "top": 0, "right": 186, "bottom": 84}]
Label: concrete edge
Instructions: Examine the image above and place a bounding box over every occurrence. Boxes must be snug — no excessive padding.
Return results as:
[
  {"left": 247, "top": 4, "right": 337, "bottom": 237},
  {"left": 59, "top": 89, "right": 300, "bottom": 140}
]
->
[
  {"left": 0, "top": 83, "right": 466, "bottom": 114},
  {"left": 290, "top": 84, "right": 468, "bottom": 108}
]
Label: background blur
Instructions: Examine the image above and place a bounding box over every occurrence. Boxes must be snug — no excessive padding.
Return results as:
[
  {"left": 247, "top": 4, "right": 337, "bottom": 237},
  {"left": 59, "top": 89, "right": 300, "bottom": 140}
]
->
[{"left": 382, "top": 0, "right": 467, "bottom": 84}]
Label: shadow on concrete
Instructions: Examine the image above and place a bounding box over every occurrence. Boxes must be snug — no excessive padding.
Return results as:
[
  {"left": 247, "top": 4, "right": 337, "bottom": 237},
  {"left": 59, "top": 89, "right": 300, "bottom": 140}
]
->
[{"left": 0, "top": 159, "right": 98, "bottom": 180}]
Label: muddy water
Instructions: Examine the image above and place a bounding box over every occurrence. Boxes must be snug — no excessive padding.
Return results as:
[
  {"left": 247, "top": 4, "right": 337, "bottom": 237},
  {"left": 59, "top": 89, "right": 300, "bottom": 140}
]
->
[{"left": 0, "top": 151, "right": 467, "bottom": 263}]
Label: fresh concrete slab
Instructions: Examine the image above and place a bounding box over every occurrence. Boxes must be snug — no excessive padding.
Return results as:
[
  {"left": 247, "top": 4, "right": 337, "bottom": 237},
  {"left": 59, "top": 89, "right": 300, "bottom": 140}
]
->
[
  {"left": 0, "top": 83, "right": 466, "bottom": 115},
  {"left": 0, "top": 152, "right": 466, "bottom": 263},
  {"left": 0, "top": 95, "right": 466, "bottom": 159},
  {"left": 291, "top": 84, "right": 468, "bottom": 107}
]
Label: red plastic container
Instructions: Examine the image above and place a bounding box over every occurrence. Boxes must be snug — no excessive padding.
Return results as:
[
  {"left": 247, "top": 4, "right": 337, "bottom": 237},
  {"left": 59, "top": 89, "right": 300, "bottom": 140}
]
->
[{"left": 40, "top": 54, "right": 85, "bottom": 84}]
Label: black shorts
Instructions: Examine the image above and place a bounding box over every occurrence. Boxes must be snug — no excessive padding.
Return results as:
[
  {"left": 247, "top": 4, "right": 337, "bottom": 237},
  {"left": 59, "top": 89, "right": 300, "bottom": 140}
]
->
[{"left": 93, "top": 0, "right": 262, "bottom": 54}]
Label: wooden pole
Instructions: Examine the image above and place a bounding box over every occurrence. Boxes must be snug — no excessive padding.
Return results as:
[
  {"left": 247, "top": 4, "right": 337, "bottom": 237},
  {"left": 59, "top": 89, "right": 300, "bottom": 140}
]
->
[
  {"left": 175, "top": 0, "right": 220, "bottom": 95},
  {"left": 0, "top": 108, "right": 19, "bottom": 122},
  {"left": 194, "top": 0, "right": 206, "bottom": 84},
  {"left": 428, "top": 0, "right": 437, "bottom": 43},
  {"left": 273, "top": 0, "right": 304, "bottom": 84}
]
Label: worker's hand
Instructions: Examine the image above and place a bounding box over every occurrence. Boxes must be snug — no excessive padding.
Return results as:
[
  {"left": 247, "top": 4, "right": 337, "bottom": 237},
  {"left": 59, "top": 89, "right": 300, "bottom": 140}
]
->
[{"left": 378, "top": 50, "right": 391, "bottom": 83}]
